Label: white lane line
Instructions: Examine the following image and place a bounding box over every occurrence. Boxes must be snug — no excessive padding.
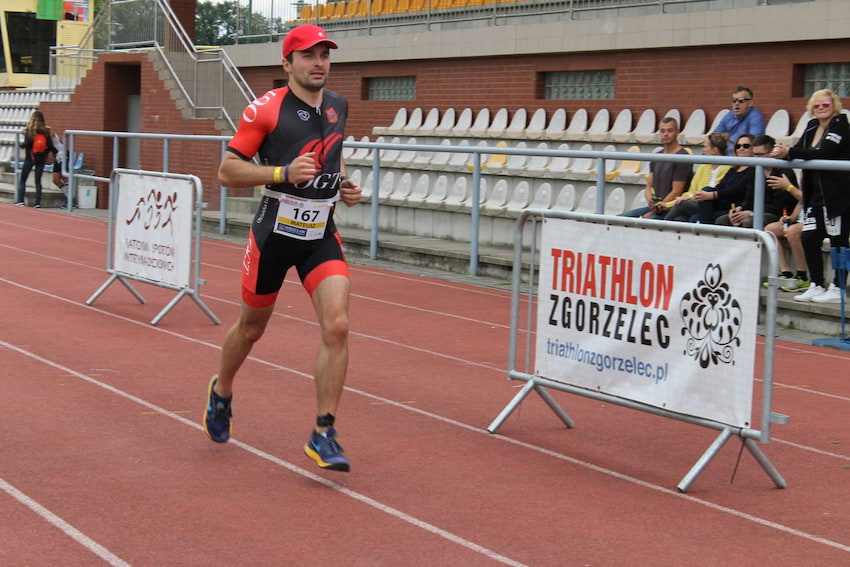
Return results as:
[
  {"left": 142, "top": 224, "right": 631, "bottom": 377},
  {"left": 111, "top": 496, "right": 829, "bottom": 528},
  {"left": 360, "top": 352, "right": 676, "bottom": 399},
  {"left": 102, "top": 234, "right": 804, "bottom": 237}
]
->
[
  {"left": 0, "top": 340, "right": 527, "bottom": 567},
  {"left": 0, "top": 477, "right": 131, "bottom": 567},
  {"left": 1, "top": 278, "right": 850, "bottom": 555}
]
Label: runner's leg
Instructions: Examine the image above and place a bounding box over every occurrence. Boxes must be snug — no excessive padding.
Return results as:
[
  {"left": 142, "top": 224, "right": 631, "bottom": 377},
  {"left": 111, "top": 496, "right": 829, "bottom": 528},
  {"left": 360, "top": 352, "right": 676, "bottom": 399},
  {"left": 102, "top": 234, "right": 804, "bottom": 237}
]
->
[
  {"left": 215, "top": 302, "right": 276, "bottom": 397},
  {"left": 310, "top": 274, "right": 350, "bottom": 428}
]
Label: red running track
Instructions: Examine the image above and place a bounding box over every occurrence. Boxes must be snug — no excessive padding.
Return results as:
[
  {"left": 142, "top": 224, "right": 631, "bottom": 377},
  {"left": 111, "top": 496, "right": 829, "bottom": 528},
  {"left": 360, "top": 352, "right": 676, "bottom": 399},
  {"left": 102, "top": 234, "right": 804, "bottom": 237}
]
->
[{"left": 1, "top": 204, "right": 849, "bottom": 566}]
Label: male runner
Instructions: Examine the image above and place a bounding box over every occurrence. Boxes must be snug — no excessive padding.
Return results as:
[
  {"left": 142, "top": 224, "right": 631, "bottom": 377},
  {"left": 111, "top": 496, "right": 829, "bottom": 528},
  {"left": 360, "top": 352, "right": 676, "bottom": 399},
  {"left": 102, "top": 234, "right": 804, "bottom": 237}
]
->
[{"left": 203, "top": 24, "right": 362, "bottom": 472}]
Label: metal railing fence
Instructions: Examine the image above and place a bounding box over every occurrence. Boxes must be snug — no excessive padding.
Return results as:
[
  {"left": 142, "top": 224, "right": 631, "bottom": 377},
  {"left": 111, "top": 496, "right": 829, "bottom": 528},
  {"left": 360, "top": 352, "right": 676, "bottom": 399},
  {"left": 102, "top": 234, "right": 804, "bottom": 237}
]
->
[{"left": 33, "top": 132, "right": 850, "bottom": 278}]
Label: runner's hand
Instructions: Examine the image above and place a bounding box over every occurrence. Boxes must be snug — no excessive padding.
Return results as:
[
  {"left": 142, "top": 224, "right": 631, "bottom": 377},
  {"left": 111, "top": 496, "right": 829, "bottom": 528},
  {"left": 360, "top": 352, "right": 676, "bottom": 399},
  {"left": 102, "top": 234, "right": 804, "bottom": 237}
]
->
[
  {"left": 339, "top": 177, "right": 362, "bottom": 207},
  {"left": 288, "top": 152, "right": 318, "bottom": 184}
]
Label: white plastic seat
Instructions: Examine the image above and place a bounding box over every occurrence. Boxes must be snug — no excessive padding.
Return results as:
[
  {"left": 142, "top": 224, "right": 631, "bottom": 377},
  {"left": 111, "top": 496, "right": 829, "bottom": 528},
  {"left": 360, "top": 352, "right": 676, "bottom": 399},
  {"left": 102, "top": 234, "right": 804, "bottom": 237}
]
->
[
  {"left": 449, "top": 108, "right": 473, "bottom": 137},
  {"left": 765, "top": 109, "right": 790, "bottom": 140},
  {"left": 707, "top": 109, "right": 730, "bottom": 134},
  {"left": 604, "top": 187, "right": 626, "bottom": 215},
  {"left": 530, "top": 182, "right": 554, "bottom": 210},
  {"left": 506, "top": 180, "right": 532, "bottom": 213},
  {"left": 545, "top": 142, "right": 571, "bottom": 178},
  {"left": 483, "top": 178, "right": 510, "bottom": 212},
  {"left": 568, "top": 143, "right": 595, "bottom": 179},
  {"left": 587, "top": 109, "right": 611, "bottom": 142},
  {"left": 681, "top": 109, "right": 707, "bottom": 145},
  {"left": 342, "top": 135, "right": 355, "bottom": 160},
  {"left": 407, "top": 173, "right": 431, "bottom": 203},
  {"left": 389, "top": 171, "right": 414, "bottom": 204},
  {"left": 425, "top": 139, "right": 453, "bottom": 170},
  {"left": 565, "top": 108, "right": 589, "bottom": 141},
  {"left": 379, "top": 136, "right": 402, "bottom": 166},
  {"left": 504, "top": 108, "right": 528, "bottom": 138},
  {"left": 606, "top": 145, "right": 645, "bottom": 184},
  {"left": 629, "top": 189, "right": 647, "bottom": 211},
  {"left": 373, "top": 108, "right": 407, "bottom": 135},
  {"left": 780, "top": 111, "right": 810, "bottom": 145},
  {"left": 468, "top": 108, "right": 491, "bottom": 137},
  {"left": 378, "top": 170, "right": 395, "bottom": 200},
  {"left": 525, "top": 108, "right": 547, "bottom": 139},
  {"left": 401, "top": 107, "right": 423, "bottom": 135},
  {"left": 505, "top": 141, "right": 529, "bottom": 174},
  {"left": 433, "top": 108, "right": 456, "bottom": 137},
  {"left": 472, "top": 140, "right": 507, "bottom": 172},
  {"left": 526, "top": 142, "right": 551, "bottom": 175},
  {"left": 544, "top": 108, "right": 568, "bottom": 140},
  {"left": 347, "top": 135, "right": 371, "bottom": 165},
  {"left": 575, "top": 185, "right": 598, "bottom": 213},
  {"left": 446, "top": 139, "right": 471, "bottom": 171},
  {"left": 444, "top": 176, "right": 469, "bottom": 211},
  {"left": 417, "top": 108, "right": 440, "bottom": 135},
  {"left": 425, "top": 174, "right": 450, "bottom": 205},
  {"left": 486, "top": 108, "right": 509, "bottom": 138},
  {"left": 395, "top": 137, "right": 418, "bottom": 167},
  {"left": 361, "top": 171, "right": 375, "bottom": 200},
  {"left": 553, "top": 184, "right": 577, "bottom": 211},
  {"left": 609, "top": 109, "right": 632, "bottom": 142}
]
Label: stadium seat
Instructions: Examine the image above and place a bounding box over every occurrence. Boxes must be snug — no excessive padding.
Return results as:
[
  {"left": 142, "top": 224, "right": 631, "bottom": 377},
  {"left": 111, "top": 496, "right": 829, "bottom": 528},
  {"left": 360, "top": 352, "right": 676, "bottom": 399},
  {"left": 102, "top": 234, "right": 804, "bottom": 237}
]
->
[
  {"left": 765, "top": 109, "right": 790, "bottom": 140},
  {"left": 504, "top": 141, "right": 529, "bottom": 174},
  {"left": 373, "top": 108, "right": 407, "bottom": 135},
  {"left": 681, "top": 109, "right": 707, "bottom": 145},
  {"left": 347, "top": 135, "right": 372, "bottom": 165},
  {"left": 506, "top": 180, "right": 532, "bottom": 213},
  {"left": 568, "top": 143, "right": 595, "bottom": 179},
  {"left": 487, "top": 108, "right": 509, "bottom": 137},
  {"left": 407, "top": 173, "right": 431, "bottom": 203},
  {"left": 525, "top": 108, "right": 547, "bottom": 139},
  {"left": 425, "top": 174, "right": 450, "bottom": 205},
  {"left": 389, "top": 171, "right": 414, "bottom": 204},
  {"left": 553, "top": 183, "right": 577, "bottom": 211},
  {"left": 380, "top": 136, "right": 402, "bottom": 165},
  {"left": 575, "top": 185, "right": 598, "bottom": 213},
  {"left": 629, "top": 189, "right": 647, "bottom": 211},
  {"left": 446, "top": 139, "right": 471, "bottom": 170},
  {"left": 545, "top": 142, "right": 571, "bottom": 178},
  {"left": 417, "top": 107, "right": 440, "bottom": 135},
  {"left": 504, "top": 108, "right": 527, "bottom": 138},
  {"left": 433, "top": 107, "right": 457, "bottom": 136},
  {"left": 525, "top": 142, "right": 551, "bottom": 175},
  {"left": 444, "top": 176, "right": 469, "bottom": 211},
  {"left": 707, "top": 109, "right": 729, "bottom": 135},
  {"left": 780, "top": 111, "right": 810, "bottom": 145},
  {"left": 565, "top": 108, "right": 589, "bottom": 140},
  {"left": 402, "top": 107, "right": 424, "bottom": 135},
  {"left": 609, "top": 109, "right": 632, "bottom": 142},
  {"left": 379, "top": 170, "right": 395, "bottom": 199},
  {"left": 342, "top": 135, "right": 356, "bottom": 160},
  {"left": 471, "top": 140, "right": 507, "bottom": 172},
  {"left": 544, "top": 108, "right": 568, "bottom": 140},
  {"left": 450, "top": 107, "right": 474, "bottom": 136},
  {"left": 530, "top": 181, "right": 555, "bottom": 210},
  {"left": 604, "top": 186, "right": 626, "bottom": 215},
  {"left": 587, "top": 109, "right": 611, "bottom": 142},
  {"left": 425, "top": 138, "right": 453, "bottom": 169},
  {"left": 606, "top": 145, "right": 645, "bottom": 184},
  {"left": 361, "top": 170, "right": 375, "bottom": 200},
  {"left": 483, "top": 178, "right": 510, "bottom": 212},
  {"left": 468, "top": 108, "right": 491, "bottom": 137},
  {"left": 395, "top": 137, "right": 419, "bottom": 166}
]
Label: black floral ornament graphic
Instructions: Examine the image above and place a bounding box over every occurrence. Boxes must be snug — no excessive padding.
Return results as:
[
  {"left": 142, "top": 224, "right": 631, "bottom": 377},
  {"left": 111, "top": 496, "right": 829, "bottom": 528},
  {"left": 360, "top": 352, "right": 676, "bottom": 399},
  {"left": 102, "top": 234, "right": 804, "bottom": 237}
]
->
[{"left": 679, "top": 264, "right": 743, "bottom": 368}]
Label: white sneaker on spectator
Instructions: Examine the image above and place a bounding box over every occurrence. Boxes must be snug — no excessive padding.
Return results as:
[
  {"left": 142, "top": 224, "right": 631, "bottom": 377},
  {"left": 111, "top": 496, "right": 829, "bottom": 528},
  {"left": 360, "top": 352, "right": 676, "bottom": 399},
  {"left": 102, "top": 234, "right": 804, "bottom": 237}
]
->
[
  {"left": 811, "top": 283, "right": 842, "bottom": 303},
  {"left": 793, "top": 283, "right": 825, "bottom": 302}
]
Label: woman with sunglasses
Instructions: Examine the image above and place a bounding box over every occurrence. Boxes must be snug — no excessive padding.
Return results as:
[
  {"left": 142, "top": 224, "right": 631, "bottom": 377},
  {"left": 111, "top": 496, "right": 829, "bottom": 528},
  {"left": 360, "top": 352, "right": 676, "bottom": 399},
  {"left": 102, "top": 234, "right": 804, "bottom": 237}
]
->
[
  {"left": 771, "top": 89, "right": 850, "bottom": 303},
  {"left": 663, "top": 133, "right": 731, "bottom": 222},
  {"left": 690, "top": 134, "right": 756, "bottom": 224}
]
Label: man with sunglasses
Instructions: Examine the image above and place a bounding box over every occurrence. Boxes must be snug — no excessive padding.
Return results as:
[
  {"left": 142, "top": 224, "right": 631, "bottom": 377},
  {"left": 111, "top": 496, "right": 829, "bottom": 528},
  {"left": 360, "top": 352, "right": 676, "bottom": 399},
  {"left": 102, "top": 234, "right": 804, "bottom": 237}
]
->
[{"left": 712, "top": 86, "right": 765, "bottom": 155}]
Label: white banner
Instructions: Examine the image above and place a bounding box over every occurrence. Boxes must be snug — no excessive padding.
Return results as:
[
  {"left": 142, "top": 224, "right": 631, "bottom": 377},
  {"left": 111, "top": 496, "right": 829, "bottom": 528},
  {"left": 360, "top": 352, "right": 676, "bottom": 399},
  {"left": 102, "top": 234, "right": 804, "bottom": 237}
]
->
[
  {"left": 535, "top": 218, "right": 761, "bottom": 428},
  {"left": 112, "top": 173, "right": 193, "bottom": 288}
]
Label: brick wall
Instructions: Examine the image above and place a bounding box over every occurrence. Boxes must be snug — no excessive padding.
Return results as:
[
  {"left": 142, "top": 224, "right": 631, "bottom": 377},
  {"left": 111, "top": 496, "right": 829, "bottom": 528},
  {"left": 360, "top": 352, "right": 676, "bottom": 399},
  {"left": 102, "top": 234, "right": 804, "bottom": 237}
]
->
[
  {"left": 240, "top": 38, "right": 850, "bottom": 140},
  {"left": 41, "top": 52, "right": 245, "bottom": 208}
]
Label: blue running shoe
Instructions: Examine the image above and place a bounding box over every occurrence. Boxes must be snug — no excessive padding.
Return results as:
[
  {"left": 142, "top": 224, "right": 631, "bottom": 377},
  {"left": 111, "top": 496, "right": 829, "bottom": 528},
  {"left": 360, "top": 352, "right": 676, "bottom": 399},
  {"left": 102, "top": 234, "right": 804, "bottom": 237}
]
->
[
  {"left": 203, "top": 376, "right": 232, "bottom": 443},
  {"left": 304, "top": 428, "right": 350, "bottom": 472}
]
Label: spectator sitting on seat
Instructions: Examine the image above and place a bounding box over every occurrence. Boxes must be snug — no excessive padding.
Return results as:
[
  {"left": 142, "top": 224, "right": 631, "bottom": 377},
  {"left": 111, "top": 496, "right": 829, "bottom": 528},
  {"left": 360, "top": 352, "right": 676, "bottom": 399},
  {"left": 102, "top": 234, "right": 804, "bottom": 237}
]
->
[
  {"left": 716, "top": 135, "right": 798, "bottom": 228},
  {"left": 711, "top": 86, "right": 766, "bottom": 155},
  {"left": 620, "top": 117, "right": 691, "bottom": 219},
  {"left": 663, "top": 132, "right": 731, "bottom": 222},
  {"left": 764, "top": 204, "right": 809, "bottom": 292},
  {"left": 691, "top": 133, "right": 756, "bottom": 224}
]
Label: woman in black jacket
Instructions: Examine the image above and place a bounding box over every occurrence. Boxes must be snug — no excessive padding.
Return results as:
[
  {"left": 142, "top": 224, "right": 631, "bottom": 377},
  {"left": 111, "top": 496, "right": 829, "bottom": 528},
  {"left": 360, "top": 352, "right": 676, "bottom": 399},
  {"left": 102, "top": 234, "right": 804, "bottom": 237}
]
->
[
  {"left": 15, "top": 110, "right": 57, "bottom": 208},
  {"left": 772, "top": 89, "right": 850, "bottom": 303}
]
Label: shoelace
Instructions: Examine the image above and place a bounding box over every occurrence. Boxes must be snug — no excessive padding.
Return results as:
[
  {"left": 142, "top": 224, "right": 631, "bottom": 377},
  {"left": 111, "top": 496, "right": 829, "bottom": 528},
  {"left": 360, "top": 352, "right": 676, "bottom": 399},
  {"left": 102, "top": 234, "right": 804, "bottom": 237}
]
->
[
  {"left": 324, "top": 433, "right": 344, "bottom": 454},
  {"left": 211, "top": 400, "right": 232, "bottom": 421}
]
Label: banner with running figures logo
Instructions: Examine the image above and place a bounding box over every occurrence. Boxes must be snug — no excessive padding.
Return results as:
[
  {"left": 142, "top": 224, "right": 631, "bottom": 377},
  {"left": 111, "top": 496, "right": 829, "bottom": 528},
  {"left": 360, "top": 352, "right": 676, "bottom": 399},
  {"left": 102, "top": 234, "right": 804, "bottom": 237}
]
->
[
  {"left": 535, "top": 218, "right": 762, "bottom": 428},
  {"left": 112, "top": 173, "right": 193, "bottom": 288}
]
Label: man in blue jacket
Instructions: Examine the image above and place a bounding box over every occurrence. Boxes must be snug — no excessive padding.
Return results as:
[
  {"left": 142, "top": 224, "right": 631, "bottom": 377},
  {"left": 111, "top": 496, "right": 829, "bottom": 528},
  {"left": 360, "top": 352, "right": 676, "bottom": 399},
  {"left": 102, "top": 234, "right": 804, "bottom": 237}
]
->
[{"left": 713, "top": 86, "right": 765, "bottom": 155}]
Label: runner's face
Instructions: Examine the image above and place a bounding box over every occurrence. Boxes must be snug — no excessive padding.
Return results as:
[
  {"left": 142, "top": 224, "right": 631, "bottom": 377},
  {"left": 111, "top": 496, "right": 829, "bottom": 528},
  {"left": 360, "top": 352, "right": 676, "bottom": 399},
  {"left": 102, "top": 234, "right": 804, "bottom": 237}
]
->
[{"left": 285, "top": 44, "right": 331, "bottom": 92}]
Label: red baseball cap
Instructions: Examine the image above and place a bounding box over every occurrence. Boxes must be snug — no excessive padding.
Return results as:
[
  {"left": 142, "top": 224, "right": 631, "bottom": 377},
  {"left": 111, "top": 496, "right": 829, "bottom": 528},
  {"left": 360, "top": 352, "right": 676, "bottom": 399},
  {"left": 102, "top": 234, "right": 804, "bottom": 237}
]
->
[{"left": 282, "top": 24, "right": 339, "bottom": 58}]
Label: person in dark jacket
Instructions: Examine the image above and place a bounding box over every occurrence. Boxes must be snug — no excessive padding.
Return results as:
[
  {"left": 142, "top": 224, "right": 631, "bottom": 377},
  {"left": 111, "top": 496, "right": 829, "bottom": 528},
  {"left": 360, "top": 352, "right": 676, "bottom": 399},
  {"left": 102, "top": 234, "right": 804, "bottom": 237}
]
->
[
  {"left": 15, "top": 110, "right": 58, "bottom": 208},
  {"left": 771, "top": 89, "right": 850, "bottom": 303},
  {"left": 691, "top": 133, "right": 756, "bottom": 223},
  {"left": 716, "top": 135, "right": 798, "bottom": 227}
]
